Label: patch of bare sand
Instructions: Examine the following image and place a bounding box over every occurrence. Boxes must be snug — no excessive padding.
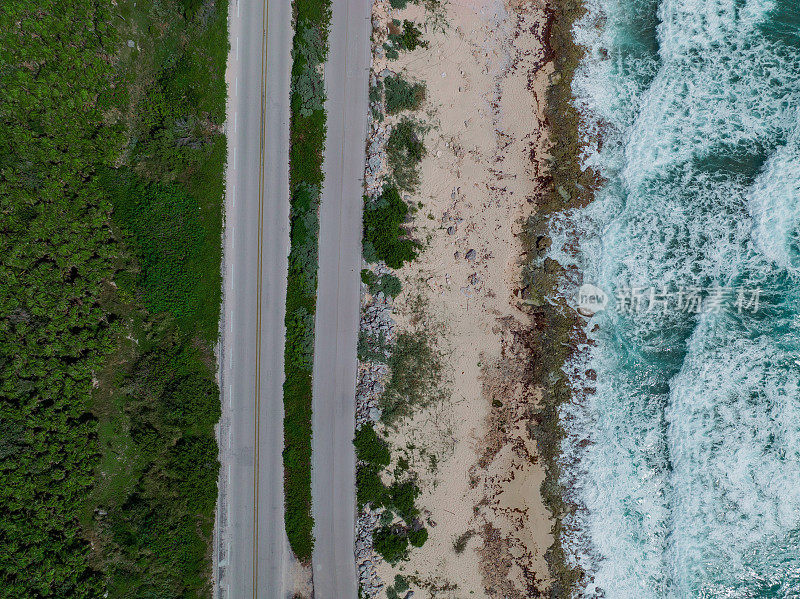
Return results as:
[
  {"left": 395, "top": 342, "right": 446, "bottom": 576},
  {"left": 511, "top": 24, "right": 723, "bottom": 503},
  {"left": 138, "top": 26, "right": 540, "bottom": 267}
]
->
[{"left": 370, "top": 0, "right": 555, "bottom": 595}]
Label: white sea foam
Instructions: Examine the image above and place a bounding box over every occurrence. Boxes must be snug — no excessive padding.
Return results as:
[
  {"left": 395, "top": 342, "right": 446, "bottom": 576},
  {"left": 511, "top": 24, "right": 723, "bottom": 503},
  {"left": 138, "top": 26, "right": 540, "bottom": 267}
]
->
[
  {"left": 554, "top": 0, "right": 800, "bottom": 596},
  {"left": 666, "top": 310, "right": 800, "bottom": 595},
  {"left": 749, "top": 121, "right": 800, "bottom": 275}
]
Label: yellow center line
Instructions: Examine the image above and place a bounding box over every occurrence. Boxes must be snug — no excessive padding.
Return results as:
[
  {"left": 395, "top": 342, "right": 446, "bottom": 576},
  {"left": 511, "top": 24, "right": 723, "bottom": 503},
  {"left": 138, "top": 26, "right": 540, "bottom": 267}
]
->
[{"left": 252, "top": 0, "right": 269, "bottom": 596}]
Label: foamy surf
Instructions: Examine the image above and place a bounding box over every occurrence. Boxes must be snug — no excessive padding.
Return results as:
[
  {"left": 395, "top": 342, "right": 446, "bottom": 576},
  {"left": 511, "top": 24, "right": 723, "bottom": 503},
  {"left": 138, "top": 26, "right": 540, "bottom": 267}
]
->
[{"left": 552, "top": 1, "right": 800, "bottom": 597}]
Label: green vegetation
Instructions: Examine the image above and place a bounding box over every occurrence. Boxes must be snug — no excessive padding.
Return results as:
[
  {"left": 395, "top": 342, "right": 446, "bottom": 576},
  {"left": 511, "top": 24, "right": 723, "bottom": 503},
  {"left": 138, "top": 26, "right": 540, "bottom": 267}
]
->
[
  {"left": 358, "top": 8, "right": 434, "bottom": 588},
  {"left": 372, "top": 516, "right": 428, "bottom": 564},
  {"left": 358, "top": 329, "right": 391, "bottom": 363},
  {"left": 386, "top": 118, "right": 427, "bottom": 192},
  {"left": 284, "top": 0, "right": 331, "bottom": 562},
  {"left": 370, "top": 80, "right": 384, "bottom": 103},
  {"left": 353, "top": 424, "right": 427, "bottom": 563},
  {"left": 104, "top": 168, "right": 222, "bottom": 338},
  {"left": 363, "top": 186, "right": 419, "bottom": 268},
  {"left": 374, "top": 525, "right": 410, "bottom": 564},
  {"left": 357, "top": 465, "right": 388, "bottom": 506},
  {"left": 95, "top": 323, "right": 221, "bottom": 596},
  {"left": 383, "top": 75, "right": 426, "bottom": 114},
  {"left": 361, "top": 269, "right": 403, "bottom": 298},
  {"left": 381, "top": 330, "right": 443, "bottom": 425},
  {"left": 0, "top": 6, "right": 120, "bottom": 595},
  {"left": 354, "top": 424, "right": 392, "bottom": 507},
  {"left": 0, "top": 0, "right": 227, "bottom": 596},
  {"left": 385, "top": 575, "right": 410, "bottom": 599},
  {"left": 388, "top": 20, "right": 428, "bottom": 52},
  {"left": 394, "top": 575, "right": 410, "bottom": 593},
  {"left": 354, "top": 424, "right": 392, "bottom": 466},
  {"left": 408, "top": 527, "right": 428, "bottom": 547},
  {"left": 384, "top": 44, "right": 400, "bottom": 61},
  {"left": 383, "top": 19, "right": 426, "bottom": 60},
  {"left": 453, "top": 529, "right": 476, "bottom": 554}
]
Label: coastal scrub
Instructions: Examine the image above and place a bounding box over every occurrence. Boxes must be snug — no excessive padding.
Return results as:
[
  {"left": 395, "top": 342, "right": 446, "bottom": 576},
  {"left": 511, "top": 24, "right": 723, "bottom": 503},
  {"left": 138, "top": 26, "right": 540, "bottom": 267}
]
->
[{"left": 283, "top": 0, "right": 331, "bottom": 561}]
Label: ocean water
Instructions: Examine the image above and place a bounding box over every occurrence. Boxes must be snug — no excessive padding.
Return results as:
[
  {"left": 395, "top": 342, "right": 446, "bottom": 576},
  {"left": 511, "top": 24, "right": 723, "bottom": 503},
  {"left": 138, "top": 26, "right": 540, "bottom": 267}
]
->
[{"left": 550, "top": 1, "right": 800, "bottom": 597}]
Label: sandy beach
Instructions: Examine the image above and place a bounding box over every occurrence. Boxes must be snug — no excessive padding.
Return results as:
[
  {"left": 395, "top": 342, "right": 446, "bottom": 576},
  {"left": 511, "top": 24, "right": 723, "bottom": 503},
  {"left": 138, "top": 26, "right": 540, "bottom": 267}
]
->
[{"left": 359, "top": 0, "right": 557, "bottom": 595}]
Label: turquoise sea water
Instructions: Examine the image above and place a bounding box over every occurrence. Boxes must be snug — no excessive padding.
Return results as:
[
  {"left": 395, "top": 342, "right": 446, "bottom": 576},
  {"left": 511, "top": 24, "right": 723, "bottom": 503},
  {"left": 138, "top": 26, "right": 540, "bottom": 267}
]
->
[{"left": 549, "top": 1, "right": 800, "bottom": 597}]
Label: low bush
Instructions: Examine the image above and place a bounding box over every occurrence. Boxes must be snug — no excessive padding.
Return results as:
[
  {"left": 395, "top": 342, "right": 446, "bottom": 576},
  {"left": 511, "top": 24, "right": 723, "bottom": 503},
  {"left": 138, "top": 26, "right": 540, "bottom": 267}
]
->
[
  {"left": 453, "top": 529, "right": 476, "bottom": 554},
  {"left": 106, "top": 171, "right": 209, "bottom": 327},
  {"left": 373, "top": 525, "right": 409, "bottom": 564},
  {"left": 356, "top": 465, "right": 387, "bottom": 507},
  {"left": 384, "top": 74, "right": 426, "bottom": 114},
  {"left": 386, "top": 118, "right": 426, "bottom": 192},
  {"left": 354, "top": 423, "right": 391, "bottom": 466},
  {"left": 408, "top": 527, "right": 428, "bottom": 548},
  {"left": 362, "top": 269, "right": 403, "bottom": 298},
  {"left": 363, "top": 185, "right": 419, "bottom": 268},
  {"left": 388, "top": 20, "right": 427, "bottom": 51},
  {"left": 283, "top": 0, "right": 332, "bottom": 562}
]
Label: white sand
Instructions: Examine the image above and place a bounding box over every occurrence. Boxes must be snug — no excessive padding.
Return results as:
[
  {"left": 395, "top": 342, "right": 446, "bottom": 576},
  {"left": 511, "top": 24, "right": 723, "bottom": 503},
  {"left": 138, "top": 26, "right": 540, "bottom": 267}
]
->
[{"left": 368, "top": 0, "right": 555, "bottom": 595}]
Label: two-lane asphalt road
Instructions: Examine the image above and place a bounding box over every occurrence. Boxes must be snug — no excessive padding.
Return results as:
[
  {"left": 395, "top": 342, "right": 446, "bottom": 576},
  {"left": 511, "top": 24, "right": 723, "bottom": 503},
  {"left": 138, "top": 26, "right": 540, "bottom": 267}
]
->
[
  {"left": 216, "top": 0, "right": 371, "bottom": 595},
  {"left": 215, "top": 0, "right": 292, "bottom": 597},
  {"left": 311, "top": 0, "right": 372, "bottom": 596}
]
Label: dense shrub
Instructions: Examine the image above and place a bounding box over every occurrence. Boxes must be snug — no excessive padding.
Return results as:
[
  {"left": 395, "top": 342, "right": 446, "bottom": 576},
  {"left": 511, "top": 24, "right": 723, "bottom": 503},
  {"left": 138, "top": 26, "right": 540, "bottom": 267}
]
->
[
  {"left": 388, "top": 480, "right": 420, "bottom": 523},
  {"left": 384, "top": 74, "right": 426, "bottom": 114},
  {"left": 384, "top": 44, "right": 400, "bottom": 61},
  {"left": 394, "top": 575, "right": 410, "bottom": 592},
  {"left": 0, "top": 0, "right": 226, "bottom": 595},
  {"left": 108, "top": 173, "right": 209, "bottom": 326},
  {"left": 283, "top": 0, "right": 331, "bottom": 562},
  {"left": 373, "top": 526, "right": 409, "bottom": 564},
  {"left": 361, "top": 268, "right": 378, "bottom": 287},
  {"left": 361, "top": 269, "right": 403, "bottom": 298},
  {"left": 408, "top": 527, "right": 428, "bottom": 548},
  {"left": 363, "top": 185, "right": 419, "bottom": 268},
  {"left": 102, "top": 324, "right": 222, "bottom": 596},
  {"left": 169, "top": 434, "right": 220, "bottom": 512},
  {"left": 356, "top": 465, "right": 387, "bottom": 507},
  {"left": 379, "top": 273, "right": 403, "bottom": 297},
  {"left": 354, "top": 424, "right": 391, "bottom": 466},
  {"left": 285, "top": 307, "right": 316, "bottom": 370}
]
